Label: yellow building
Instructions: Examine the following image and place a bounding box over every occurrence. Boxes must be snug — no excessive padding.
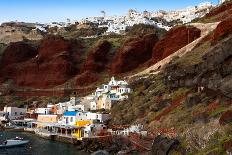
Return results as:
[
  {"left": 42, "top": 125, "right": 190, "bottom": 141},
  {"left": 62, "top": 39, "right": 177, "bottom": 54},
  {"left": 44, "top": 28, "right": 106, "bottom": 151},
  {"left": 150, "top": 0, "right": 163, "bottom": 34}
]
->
[
  {"left": 97, "top": 94, "right": 111, "bottom": 110},
  {"left": 72, "top": 120, "right": 92, "bottom": 139},
  {"left": 75, "top": 120, "right": 92, "bottom": 127},
  {"left": 72, "top": 128, "right": 83, "bottom": 139}
]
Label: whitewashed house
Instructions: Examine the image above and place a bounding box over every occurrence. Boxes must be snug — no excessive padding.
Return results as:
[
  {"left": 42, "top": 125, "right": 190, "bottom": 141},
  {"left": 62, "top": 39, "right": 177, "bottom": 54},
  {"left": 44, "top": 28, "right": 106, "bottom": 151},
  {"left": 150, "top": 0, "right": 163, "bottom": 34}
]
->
[
  {"left": 60, "top": 111, "right": 88, "bottom": 125},
  {"left": 83, "top": 123, "right": 107, "bottom": 138},
  {"left": 0, "top": 111, "right": 6, "bottom": 121},
  {"left": 34, "top": 105, "right": 54, "bottom": 115},
  {"left": 86, "top": 112, "right": 110, "bottom": 123},
  {"left": 3, "top": 107, "right": 27, "bottom": 120}
]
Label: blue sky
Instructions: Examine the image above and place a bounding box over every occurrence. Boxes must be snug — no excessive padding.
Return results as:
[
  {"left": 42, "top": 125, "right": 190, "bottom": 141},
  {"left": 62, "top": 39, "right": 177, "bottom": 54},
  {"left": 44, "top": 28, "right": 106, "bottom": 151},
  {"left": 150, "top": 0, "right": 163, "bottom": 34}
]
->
[{"left": 0, "top": 0, "right": 218, "bottom": 23}]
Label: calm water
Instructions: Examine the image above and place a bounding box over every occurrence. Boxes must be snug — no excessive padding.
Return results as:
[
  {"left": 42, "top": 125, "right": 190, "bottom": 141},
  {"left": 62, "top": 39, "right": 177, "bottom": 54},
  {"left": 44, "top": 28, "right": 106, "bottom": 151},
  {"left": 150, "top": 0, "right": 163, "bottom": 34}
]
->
[{"left": 0, "top": 131, "right": 90, "bottom": 155}]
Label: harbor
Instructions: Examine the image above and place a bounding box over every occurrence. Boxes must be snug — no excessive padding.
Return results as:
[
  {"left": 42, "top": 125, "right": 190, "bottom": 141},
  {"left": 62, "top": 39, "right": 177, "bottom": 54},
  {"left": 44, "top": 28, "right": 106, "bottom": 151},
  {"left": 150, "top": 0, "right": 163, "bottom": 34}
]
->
[
  {"left": 0, "top": 77, "right": 152, "bottom": 154},
  {"left": 0, "top": 131, "right": 89, "bottom": 155}
]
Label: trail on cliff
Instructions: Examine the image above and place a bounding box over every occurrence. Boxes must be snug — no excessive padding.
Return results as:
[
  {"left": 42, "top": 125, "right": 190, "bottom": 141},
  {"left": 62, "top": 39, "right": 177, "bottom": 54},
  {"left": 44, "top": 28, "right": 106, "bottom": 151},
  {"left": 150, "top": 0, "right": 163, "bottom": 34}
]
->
[{"left": 128, "top": 22, "right": 219, "bottom": 79}]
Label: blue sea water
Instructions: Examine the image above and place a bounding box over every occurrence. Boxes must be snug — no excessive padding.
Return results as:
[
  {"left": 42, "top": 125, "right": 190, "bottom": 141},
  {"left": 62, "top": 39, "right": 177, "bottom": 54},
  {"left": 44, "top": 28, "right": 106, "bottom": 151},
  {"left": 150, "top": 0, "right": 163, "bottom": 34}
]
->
[{"left": 0, "top": 131, "right": 89, "bottom": 155}]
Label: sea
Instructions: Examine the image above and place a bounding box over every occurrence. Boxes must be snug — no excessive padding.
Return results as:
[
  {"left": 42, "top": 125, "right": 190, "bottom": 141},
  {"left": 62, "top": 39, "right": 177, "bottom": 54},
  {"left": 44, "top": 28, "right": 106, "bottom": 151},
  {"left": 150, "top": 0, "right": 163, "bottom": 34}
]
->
[{"left": 0, "top": 131, "right": 90, "bottom": 155}]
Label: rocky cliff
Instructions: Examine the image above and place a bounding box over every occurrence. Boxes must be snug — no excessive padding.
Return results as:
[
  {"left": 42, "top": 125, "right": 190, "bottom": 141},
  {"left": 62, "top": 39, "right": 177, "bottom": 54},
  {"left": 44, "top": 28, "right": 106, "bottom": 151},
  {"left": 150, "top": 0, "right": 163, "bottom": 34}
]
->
[
  {"left": 151, "top": 26, "right": 201, "bottom": 64},
  {"left": 164, "top": 35, "right": 232, "bottom": 98},
  {"left": 112, "top": 33, "right": 158, "bottom": 74}
]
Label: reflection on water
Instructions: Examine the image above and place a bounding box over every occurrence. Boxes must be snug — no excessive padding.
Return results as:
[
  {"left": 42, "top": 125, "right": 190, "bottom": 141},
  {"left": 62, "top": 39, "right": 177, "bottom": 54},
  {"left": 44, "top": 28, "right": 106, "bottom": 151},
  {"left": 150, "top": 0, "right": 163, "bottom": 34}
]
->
[{"left": 0, "top": 131, "right": 89, "bottom": 155}]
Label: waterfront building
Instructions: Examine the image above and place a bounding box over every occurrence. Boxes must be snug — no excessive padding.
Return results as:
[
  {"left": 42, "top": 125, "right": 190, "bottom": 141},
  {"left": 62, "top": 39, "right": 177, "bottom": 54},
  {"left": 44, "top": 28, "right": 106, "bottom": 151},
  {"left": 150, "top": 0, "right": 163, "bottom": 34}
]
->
[
  {"left": 83, "top": 123, "right": 107, "bottom": 138},
  {"left": 37, "top": 115, "right": 58, "bottom": 124},
  {"left": 0, "top": 111, "right": 6, "bottom": 121},
  {"left": 86, "top": 112, "right": 111, "bottom": 123},
  {"left": 3, "top": 107, "right": 27, "bottom": 120},
  {"left": 60, "top": 111, "right": 88, "bottom": 126}
]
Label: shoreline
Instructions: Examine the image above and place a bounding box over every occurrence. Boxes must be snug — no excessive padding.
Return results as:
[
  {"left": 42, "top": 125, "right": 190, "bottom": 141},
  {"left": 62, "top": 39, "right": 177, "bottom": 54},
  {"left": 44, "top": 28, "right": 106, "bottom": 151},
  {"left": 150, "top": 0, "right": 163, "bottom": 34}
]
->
[{"left": 1, "top": 127, "right": 150, "bottom": 154}]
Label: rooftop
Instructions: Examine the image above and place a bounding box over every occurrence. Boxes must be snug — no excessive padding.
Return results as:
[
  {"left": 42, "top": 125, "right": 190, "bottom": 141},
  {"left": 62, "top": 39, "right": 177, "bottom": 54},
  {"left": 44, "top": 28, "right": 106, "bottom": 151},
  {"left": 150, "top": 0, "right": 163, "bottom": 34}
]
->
[{"left": 63, "top": 111, "right": 77, "bottom": 116}]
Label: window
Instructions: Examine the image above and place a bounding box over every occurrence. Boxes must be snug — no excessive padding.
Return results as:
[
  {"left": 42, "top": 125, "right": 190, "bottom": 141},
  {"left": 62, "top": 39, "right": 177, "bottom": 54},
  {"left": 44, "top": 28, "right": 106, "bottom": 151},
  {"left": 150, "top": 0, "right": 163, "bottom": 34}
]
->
[
  {"left": 15, "top": 112, "right": 17, "bottom": 116},
  {"left": 70, "top": 117, "right": 73, "bottom": 122}
]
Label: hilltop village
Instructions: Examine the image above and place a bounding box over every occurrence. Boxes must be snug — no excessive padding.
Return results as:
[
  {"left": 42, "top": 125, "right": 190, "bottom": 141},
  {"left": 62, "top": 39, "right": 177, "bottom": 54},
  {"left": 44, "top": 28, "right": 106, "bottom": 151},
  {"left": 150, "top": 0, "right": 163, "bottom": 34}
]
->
[{"left": 0, "top": 1, "right": 215, "bottom": 41}]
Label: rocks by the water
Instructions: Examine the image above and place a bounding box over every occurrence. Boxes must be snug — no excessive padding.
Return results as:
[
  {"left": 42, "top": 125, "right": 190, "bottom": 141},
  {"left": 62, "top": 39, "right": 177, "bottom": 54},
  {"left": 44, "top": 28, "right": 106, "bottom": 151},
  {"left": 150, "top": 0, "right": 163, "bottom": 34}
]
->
[{"left": 91, "top": 150, "right": 109, "bottom": 155}]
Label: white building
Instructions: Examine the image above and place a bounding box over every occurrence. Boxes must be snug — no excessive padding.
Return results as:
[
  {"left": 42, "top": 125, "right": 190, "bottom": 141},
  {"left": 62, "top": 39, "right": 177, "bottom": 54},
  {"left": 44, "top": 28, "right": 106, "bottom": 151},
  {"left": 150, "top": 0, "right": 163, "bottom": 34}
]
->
[
  {"left": 34, "top": 108, "right": 51, "bottom": 115},
  {"left": 83, "top": 123, "right": 107, "bottom": 138},
  {"left": 0, "top": 111, "right": 6, "bottom": 121},
  {"left": 60, "top": 111, "right": 88, "bottom": 125},
  {"left": 3, "top": 107, "right": 27, "bottom": 120},
  {"left": 95, "top": 77, "right": 131, "bottom": 101},
  {"left": 86, "top": 112, "right": 111, "bottom": 123},
  {"left": 219, "top": 0, "right": 227, "bottom": 4}
]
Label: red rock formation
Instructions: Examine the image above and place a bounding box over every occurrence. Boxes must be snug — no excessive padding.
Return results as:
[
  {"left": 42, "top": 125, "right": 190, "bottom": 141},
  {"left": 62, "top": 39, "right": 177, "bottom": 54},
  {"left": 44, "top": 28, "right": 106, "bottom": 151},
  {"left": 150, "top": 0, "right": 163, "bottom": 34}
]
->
[
  {"left": 0, "top": 35, "right": 82, "bottom": 89},
  {"left": 76, "top": 71, "right": 98, "bottom": 86},
  {"left": 205, "top": 1, "right": 232, "bottom": 21},
  {"left": 112, "top": 33, "right": 158, "bottom": 74},
  {"left": 1, "top": 42, "right": 37, "bottom": 68},
  {"left": 14, "top": 56, "right": 75, "bottom": 88},
  {"left": 151, "top": 26, "right": 201, "bottom": 64},
  {"left": 212, "top": 17, "right": 232, "bottom": 44},
  {"left": 81, "top": 40, "right": 111, "bottom": 73},
  {"left": 219, "top": 110, "right": 232, "bottom": 125},
  {"left": 38, "top": 35, "right": 70, "bottom": 61}
]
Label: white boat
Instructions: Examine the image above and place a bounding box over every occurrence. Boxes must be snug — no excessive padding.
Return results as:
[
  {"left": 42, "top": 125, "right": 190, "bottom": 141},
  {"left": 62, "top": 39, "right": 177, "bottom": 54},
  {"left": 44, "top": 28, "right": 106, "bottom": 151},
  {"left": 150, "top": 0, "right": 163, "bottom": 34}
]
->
[{"left": 0, "top": 138, "right": 29, "bottom": 148}]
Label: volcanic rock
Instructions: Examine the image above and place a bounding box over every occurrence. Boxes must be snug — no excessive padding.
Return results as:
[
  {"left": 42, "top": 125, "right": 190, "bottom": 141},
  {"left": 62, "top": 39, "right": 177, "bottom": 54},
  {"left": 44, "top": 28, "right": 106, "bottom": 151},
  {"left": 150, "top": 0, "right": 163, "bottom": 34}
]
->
[
  {"left": 212, "top": 17, "right": 232, "bottom": 44},
  {"left": 76, "top": 71, "right": 98, "bottom": 86},
  {"left": 152, "top": 26, "right": 201, "bottom": 64},
  {"left": 82, "top": 40, "right": 111, "bottom": 73},
  {"left": 0, "top": 35, "right": 82, "bottom": 89},
  {"left": 1, "top": 42, "right": 37, "bottom": 68},
  {"left": 219, "top": 110, "right": 232, "bottom": 125},
  {"left": 112, "top": 33, "right": 158, "bottom": 74}
]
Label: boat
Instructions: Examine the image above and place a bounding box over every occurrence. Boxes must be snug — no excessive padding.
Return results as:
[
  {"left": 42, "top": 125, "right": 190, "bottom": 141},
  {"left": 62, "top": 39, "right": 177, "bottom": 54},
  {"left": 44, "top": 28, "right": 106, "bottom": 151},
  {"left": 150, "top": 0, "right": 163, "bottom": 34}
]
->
[{"left": 0, "top": 137, "right": 29, "bottom": 148}]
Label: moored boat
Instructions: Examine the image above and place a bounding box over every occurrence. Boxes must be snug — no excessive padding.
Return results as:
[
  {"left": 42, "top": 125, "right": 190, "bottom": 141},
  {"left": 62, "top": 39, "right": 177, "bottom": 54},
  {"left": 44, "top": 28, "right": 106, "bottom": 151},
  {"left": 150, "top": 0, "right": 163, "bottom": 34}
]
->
[{"left": 0, "top": 138, "right": 29, "bottom": 148}]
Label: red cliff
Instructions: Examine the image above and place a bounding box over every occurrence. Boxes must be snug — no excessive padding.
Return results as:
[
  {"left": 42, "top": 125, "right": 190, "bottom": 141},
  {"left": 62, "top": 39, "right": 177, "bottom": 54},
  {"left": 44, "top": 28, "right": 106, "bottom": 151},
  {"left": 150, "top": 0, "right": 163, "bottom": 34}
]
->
[
  {"left": 111, "top": 33, "right": 158, "bottom": 74},
  {"left": 151, "top": 26, "right": 201, "bottom": 64},
  {"left": 81, "top": 40, "right": 111, "bottom": 73}
]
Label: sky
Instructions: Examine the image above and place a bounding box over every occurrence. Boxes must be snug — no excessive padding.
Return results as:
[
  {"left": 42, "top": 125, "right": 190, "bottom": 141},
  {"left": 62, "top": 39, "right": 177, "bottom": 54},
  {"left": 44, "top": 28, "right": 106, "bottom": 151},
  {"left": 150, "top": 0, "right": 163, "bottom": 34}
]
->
[{"left": 0, "top": 0, "right": 218, "bottom": 24}]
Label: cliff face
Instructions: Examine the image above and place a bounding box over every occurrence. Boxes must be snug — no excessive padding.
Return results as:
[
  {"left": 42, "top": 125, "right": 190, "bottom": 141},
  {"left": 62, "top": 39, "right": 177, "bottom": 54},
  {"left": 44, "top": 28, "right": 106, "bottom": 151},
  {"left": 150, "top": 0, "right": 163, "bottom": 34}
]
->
[
  {"left": 0, "top": 42, "right": 37, "bottom": 68},
  {"left": 164, "top": 36, "right": 232, "bottom": 98},
  {"left": 0, "top": 24, "right": 43, "bottom": 44},
  {"left": 151, "top": 26, "right": 201, "bottom": 64},
  {"left": 0, "top": 36, "right": 82, "bottom": 89},
  {"left": 205, "top": 1, "right": 232, "bottom": 21},
  {"left": 81, "top": 40, "right": 111, "bottom": 73},
  {"left": 212, "top": 17, "right": 232, "bottom": 43},
  {"left": 111, "top": 33, "right": 158, "bottom": 74}
]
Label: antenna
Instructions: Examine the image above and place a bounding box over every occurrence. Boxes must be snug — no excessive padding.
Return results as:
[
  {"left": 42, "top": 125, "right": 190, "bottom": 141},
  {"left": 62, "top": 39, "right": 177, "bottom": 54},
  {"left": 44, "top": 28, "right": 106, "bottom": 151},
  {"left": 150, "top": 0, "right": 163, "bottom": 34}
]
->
[{"left": 101, "top": 10, "right": 106, "bottom": 18}]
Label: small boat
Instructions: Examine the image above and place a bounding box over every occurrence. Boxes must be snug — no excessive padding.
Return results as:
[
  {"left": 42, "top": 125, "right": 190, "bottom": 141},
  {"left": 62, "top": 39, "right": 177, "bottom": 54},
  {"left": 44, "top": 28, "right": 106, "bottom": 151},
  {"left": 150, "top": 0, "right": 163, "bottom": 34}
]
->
[{"left": 0, "top": 137, "right": 29, "bottom": 148}]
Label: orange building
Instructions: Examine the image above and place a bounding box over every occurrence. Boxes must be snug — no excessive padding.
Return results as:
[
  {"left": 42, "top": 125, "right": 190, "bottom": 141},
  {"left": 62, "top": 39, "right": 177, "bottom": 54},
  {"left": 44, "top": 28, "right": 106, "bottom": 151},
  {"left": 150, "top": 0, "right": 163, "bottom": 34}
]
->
[{"left": 37, "top": 115, "right": 58, "bottom": 123}]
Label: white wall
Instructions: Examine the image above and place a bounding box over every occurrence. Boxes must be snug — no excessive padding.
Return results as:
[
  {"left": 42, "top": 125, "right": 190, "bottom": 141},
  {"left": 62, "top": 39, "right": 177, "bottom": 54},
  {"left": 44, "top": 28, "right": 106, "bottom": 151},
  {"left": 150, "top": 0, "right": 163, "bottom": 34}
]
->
[{"left": 4, "top": 107, "right": 27, "bottom": 120}]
